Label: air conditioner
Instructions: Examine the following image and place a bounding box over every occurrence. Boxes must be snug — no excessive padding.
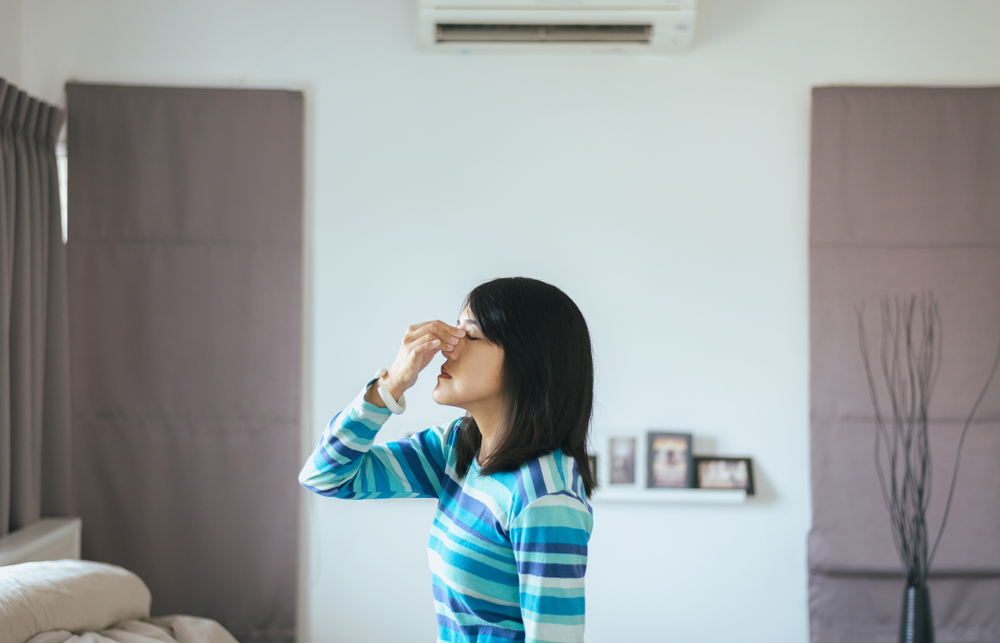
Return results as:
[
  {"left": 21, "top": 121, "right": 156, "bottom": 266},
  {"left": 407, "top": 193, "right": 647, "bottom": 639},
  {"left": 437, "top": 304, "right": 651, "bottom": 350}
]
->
[{"left": 417, "top": 0, "right": 697, "bottom": 54}]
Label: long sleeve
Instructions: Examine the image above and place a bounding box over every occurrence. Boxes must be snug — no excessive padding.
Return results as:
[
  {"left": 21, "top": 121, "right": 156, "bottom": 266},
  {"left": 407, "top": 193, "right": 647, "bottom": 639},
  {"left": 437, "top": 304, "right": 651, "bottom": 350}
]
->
[
  {"left": 509, "top": 492, "right": 592, "bottom": 643},
  {"left": 298, "top": 383, "right": 455, "bottom": 499}
]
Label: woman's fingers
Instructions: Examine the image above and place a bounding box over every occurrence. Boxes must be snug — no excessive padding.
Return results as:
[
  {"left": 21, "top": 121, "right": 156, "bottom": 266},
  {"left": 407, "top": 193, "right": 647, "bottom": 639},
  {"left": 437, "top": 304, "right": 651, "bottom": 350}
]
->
[
  {"left": 412, "top": 336, "right": 441, "bottom": 354},
  {"left": 411, "top": 336, "right": 443, "bottom": 369},
  {"left": 407, "top": 320, "right": 466, "bottom": 339},
  {"left": 386, "top": 320, "right": 464, "bottom": 392},
  {"left": 405, "top": 320, "right": 466, "bottom": 349}
]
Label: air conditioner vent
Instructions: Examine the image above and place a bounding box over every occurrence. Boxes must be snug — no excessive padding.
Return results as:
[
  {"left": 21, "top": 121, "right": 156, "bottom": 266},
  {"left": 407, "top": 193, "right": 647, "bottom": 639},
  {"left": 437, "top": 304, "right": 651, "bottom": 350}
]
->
[
  {"left": 418, "top": 0, "right": 697, "bottom": 54},
  {"left": 436, "top": 23, "right": 653, "bottom": 44}
]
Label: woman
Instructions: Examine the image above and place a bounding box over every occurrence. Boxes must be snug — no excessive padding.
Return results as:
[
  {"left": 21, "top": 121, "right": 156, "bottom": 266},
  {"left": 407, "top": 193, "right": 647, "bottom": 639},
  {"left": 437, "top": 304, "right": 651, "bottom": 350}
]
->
[{"left": 299, "top": 277, "right": 596, "bottom": 643}]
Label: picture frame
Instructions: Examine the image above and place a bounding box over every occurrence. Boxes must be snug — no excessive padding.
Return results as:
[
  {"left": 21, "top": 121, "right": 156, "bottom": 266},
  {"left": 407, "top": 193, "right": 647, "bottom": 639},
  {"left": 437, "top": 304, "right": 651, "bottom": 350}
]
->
[
  {"left": 694, "top": 457, "right": 755, "bottom": 495},
  {"left": 609, "top": 437, "right": 636, "bottom": 485},
  {"left": 587, "top": 454, "right": 599, "bottom": 488},
  {"left": 646, "top": 432, "right": 694, "bottom": 489}
]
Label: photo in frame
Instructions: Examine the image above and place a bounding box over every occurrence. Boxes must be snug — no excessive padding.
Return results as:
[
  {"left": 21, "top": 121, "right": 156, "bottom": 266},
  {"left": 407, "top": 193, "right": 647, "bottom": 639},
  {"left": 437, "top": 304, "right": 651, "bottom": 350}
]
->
[
  {"left": 609, "top": 437, "right": 636, "bottom": 484},
  {"left": 646, "top": 432, "right": 694, "bottom": 488},
  {"left": 587, "top": 454, "right": 599, "bottom": 488},
  {"left": 694, "top": 457, "right": 755, "bottom": 495}
]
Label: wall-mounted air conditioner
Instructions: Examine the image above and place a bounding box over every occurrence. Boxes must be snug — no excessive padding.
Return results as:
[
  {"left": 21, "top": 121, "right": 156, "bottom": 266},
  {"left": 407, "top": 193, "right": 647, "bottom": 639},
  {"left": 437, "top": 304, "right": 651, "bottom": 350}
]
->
[{"left": 417, "top": 0, "right": 697, "bottom": 54}]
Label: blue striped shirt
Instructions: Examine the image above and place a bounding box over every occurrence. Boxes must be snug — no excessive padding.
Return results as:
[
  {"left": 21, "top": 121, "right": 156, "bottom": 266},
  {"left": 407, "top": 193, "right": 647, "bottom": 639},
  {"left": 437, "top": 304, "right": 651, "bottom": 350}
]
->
[{"left": 299, "top": 382, "right": 593, "bottom": 643}]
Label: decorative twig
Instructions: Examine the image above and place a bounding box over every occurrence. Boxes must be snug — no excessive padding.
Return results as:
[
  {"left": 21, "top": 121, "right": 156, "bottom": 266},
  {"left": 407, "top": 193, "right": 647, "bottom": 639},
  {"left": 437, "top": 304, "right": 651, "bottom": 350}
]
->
[
  {"left": 857, "top": 291, "right": 997, "bottom": 587},
  {"left": 857, "top": 293, "right": 939, "bottom": 586}
]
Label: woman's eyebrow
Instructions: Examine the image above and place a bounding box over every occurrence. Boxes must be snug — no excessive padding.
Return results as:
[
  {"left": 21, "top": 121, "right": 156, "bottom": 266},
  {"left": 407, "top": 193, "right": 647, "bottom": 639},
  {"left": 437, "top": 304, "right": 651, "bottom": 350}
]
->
[{"left": 456, "top": 319, "right": 480, "bottom": 329}]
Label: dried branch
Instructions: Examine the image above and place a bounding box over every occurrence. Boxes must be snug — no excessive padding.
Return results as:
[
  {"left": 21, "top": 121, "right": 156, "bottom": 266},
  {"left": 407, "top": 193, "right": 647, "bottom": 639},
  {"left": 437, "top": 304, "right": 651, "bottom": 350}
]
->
[
  {"left": 857, "top": 293, "right": 939, "bottom": 586},
  {"left": 857, "top": 291, "right": 997, "bottom": 586}
]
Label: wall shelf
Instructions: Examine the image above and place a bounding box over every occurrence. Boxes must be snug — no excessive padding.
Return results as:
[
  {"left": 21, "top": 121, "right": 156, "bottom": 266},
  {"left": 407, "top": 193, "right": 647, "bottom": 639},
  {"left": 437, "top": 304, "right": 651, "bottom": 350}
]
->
[{"left": 590, "top": 488, "right": 747, "bottom": 504}]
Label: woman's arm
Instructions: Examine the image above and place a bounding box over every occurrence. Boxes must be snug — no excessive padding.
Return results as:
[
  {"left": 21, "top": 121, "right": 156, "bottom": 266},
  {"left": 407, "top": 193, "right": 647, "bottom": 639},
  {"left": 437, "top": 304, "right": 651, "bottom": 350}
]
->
[
  {"left": 300, "top": 319, "right": 467, "bottom": 498},
  {"left": 510, "top": 493, "right": 593, "bottom": 643},
  {"left": 299, "top": 379, "right": 456, "bottom": 499}
]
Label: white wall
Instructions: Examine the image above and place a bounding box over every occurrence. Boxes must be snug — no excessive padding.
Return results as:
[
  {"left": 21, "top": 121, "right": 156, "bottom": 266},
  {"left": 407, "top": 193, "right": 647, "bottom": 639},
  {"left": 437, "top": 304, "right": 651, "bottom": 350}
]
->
[
  {"left": 19, "top": 1, "right": 1000, "bottom": 641},
  {"left": 0, "top": 0, "right": 21, "bottom": 84}
]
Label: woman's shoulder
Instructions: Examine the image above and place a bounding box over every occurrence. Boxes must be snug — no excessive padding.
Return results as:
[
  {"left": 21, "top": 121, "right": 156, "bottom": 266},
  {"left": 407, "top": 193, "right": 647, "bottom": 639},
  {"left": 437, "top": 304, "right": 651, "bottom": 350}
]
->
[
  {"left": 499, "top": 450, "right": 592, "bottom": 538},
  {"left": 500, "top": 450, "right": 591, "bottom": 514}
]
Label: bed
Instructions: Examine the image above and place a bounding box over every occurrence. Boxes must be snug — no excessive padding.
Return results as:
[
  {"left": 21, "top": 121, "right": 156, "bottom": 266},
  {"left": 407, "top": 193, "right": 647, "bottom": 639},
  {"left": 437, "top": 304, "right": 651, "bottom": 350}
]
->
[{"left": 0, "top": 520, "right": 238, "bottom": 643}]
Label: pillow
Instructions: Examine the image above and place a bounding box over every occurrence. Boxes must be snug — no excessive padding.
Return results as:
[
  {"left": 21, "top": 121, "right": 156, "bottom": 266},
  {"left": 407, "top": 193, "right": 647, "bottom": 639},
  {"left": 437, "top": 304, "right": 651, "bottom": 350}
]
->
[{"left": 0, "top": 560, "right": 151, "bottom": 643}]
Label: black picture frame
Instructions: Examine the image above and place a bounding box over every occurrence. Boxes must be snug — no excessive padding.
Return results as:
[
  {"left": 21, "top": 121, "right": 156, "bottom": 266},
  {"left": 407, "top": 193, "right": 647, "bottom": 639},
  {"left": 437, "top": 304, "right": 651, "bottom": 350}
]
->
[
  {"left": 587, "top": 454, "right": 599, "bottom": 488},
  {"left": 694, "top": 457, "right": 755, "bottom": 495},
  {"left": 646, "top": 432, "right": 694, "bottom": 489}
]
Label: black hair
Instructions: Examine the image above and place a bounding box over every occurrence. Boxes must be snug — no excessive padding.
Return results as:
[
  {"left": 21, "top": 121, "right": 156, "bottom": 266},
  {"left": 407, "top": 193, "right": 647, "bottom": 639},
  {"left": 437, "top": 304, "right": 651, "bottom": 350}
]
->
[{"left": 453, "top": 277, "right": 596, "bottom": 498}]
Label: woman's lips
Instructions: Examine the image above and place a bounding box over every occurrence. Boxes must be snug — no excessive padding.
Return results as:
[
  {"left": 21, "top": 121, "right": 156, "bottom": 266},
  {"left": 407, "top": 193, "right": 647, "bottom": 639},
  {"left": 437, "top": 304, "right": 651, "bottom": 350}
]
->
[{"left": 439, "top": 368, "right": 452, "bottom": 379}]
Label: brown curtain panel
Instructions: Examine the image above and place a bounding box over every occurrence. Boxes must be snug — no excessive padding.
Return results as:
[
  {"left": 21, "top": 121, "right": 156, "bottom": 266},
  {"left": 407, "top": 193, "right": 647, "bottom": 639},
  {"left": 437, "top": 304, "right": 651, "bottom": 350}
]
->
[
  {"left": 809, "top": 86, "right": 1000, "bottom": 642},
  {"left": 66, "top": 83, "right": 303, "bottom": 643},
  {"left": 0, "top": 77, "right": 72, "bottom": 539}
]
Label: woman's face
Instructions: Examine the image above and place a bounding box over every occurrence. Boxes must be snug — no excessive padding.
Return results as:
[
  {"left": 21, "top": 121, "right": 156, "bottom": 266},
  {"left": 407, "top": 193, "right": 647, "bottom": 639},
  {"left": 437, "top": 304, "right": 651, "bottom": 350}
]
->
[{"left": 432, "top": 305, "right": 504, "bottom": 413}]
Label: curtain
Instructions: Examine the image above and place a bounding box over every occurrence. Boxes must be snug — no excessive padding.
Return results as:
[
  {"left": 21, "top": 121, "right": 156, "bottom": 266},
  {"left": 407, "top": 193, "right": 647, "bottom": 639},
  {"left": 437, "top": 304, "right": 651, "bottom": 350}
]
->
[
  {"left": 809, "top": 87, "right": 1000, "bottom": 642},
  {"left": 66, "top": 82, "right": 303, "bottom": 643},
  {"left": 0, "top": 77, "right": 72, "bottom": 539}
]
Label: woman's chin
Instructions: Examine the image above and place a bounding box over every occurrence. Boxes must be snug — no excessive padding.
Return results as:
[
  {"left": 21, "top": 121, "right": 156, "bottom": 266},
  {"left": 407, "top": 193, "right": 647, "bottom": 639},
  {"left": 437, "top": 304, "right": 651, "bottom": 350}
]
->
[
  {"left": 431, "top": 387, "right": 448, "bottom": 405},
  {"left": 432, "top": 386, "right": 459, "bottom": 408}
]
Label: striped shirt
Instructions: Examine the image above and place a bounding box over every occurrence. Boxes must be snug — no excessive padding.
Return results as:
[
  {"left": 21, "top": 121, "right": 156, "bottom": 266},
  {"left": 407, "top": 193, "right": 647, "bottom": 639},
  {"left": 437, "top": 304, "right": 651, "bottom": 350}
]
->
[{"left": 299, "top": 382, "right": 593, "bottom": 643}]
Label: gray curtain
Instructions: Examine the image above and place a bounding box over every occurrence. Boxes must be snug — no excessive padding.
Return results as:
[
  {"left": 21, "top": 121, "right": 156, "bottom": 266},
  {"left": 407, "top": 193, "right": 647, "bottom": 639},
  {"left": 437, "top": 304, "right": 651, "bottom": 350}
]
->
[
  {"left": 0, "top": 77, "right": 72, "bottom": 539},
  {"left": 809, "top": 86, "right": 1000, "bottom": 642},
  {"left": 66, "top": 82, "right": 303, "bottom": 643}
]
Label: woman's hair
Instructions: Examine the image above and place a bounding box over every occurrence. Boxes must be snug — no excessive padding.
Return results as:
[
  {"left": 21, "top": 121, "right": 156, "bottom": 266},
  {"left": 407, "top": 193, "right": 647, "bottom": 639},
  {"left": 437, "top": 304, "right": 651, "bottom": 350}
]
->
[{"left": 454, "top": 277, "right": 596, "bottom": 498}]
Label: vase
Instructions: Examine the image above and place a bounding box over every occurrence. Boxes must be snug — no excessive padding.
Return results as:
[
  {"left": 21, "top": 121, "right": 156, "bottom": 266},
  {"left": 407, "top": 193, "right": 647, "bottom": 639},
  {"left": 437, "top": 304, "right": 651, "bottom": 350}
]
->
[{"left": 899, "top": 584, "right": 934, "bottom": 643}]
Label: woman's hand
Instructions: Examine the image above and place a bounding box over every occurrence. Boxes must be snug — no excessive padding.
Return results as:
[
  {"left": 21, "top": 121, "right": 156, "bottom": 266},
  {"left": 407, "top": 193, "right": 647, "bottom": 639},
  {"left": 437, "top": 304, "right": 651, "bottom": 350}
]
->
[{"left": 366, "top": 321, "right": 467, "bottom": 406}]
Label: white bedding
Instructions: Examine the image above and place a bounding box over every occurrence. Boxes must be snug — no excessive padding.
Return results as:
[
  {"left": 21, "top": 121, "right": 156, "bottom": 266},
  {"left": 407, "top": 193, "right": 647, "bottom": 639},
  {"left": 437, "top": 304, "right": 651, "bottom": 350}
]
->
[
  {"left": 21, "top": 616, "right": 236, "bottom": 643},
  {"left": 0, "top": 560, "right": 237, "bottom": 643}
]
